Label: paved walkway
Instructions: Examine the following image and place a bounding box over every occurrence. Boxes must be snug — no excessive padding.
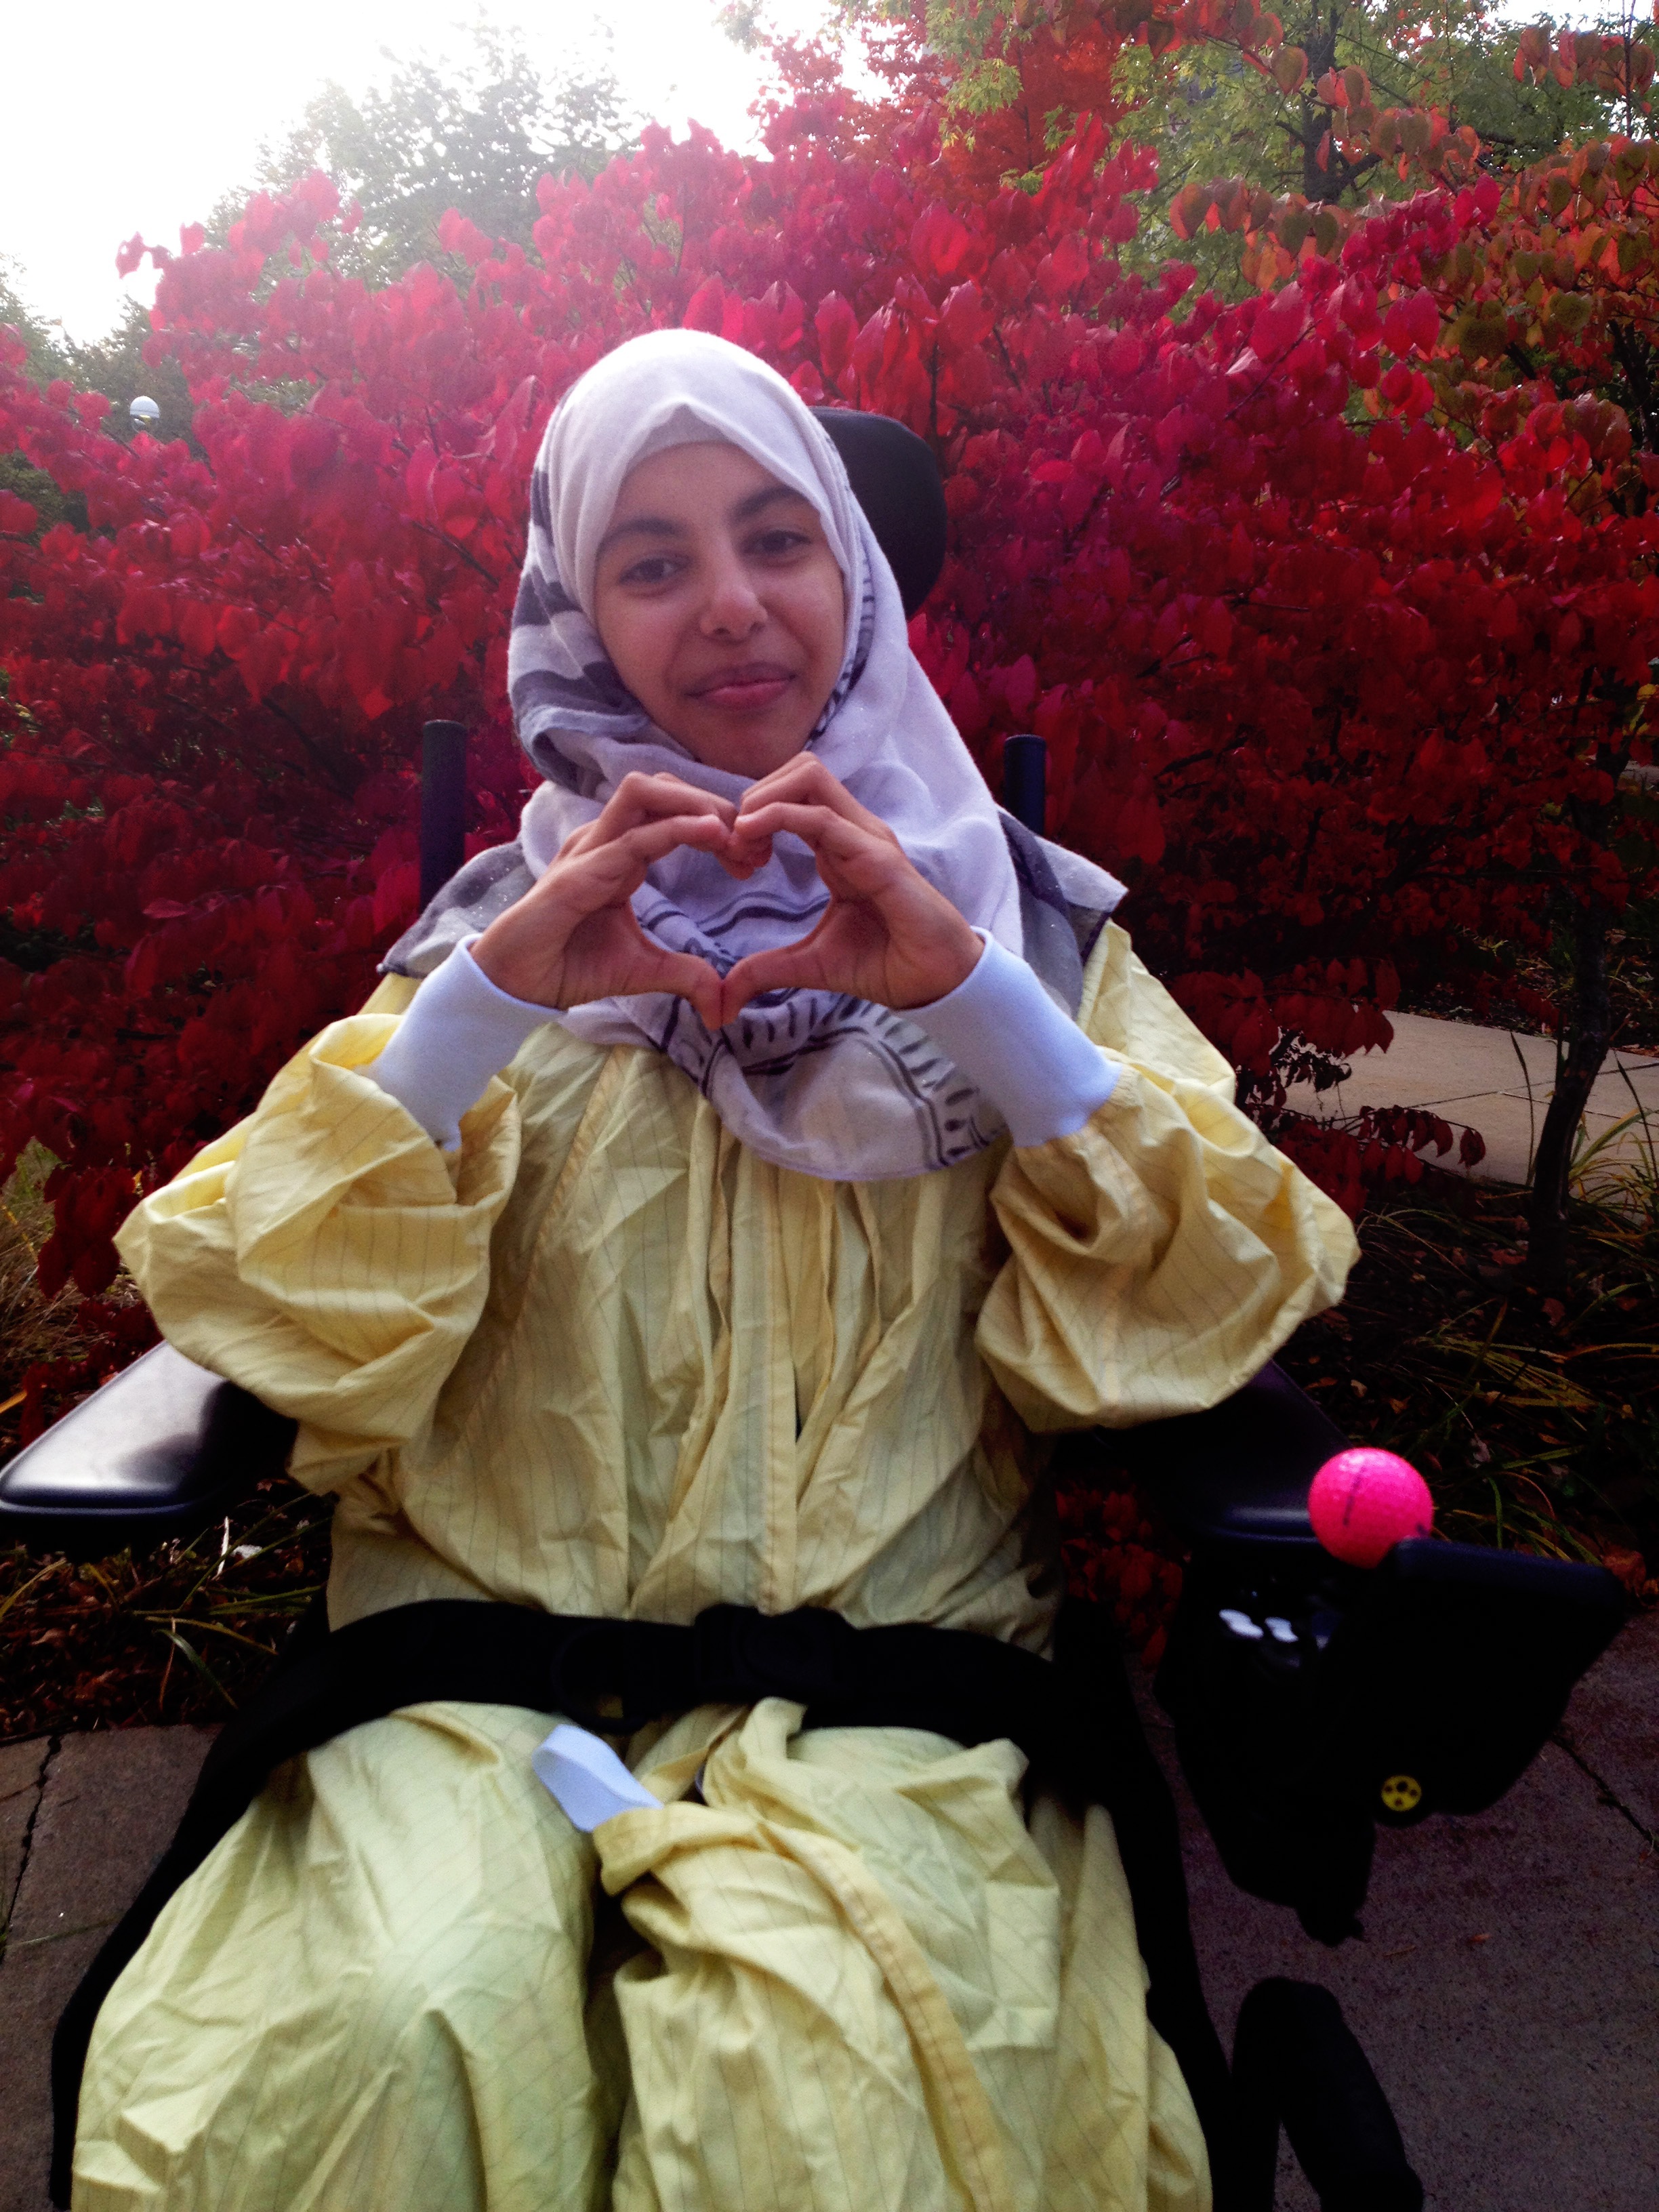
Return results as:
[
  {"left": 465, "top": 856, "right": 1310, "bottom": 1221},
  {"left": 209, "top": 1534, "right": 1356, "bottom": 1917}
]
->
[
  {"left": 1, "top": 1614, "right": 1653, "bottom": 2211},
  {"left": 1282, "top": 1010, "right": 1659, "bottom": 1191},
  {"left": 1, "top": 1728, "right": 215, "bottom": 2212}
]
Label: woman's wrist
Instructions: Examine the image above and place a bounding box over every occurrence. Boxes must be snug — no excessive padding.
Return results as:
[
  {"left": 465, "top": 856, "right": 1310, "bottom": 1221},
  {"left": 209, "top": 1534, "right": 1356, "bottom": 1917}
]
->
[
  {"left": 888, "top": 907, "right": 985, "bottom": 1011},
  {"left": 470, "top": 914, "right": 561, "bottom": 1010}
]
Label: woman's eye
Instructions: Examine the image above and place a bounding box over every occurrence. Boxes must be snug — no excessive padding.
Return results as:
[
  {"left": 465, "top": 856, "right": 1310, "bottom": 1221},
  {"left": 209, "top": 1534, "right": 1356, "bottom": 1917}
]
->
[
  {"left": 748, "top": 528, "right": 811, "bottom": 559},
  {"left": 617, "top": 554, "right": 683, "bottom": 586}
]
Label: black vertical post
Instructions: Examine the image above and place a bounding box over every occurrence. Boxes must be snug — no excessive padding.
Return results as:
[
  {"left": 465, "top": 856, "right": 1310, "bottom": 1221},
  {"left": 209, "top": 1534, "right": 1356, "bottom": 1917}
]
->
[
  {"left": 1002, "top": 733, "right": 1047, "bottom": 836},
  {"left": 419, "top": 721, "right": 468, "bottom": 907}
]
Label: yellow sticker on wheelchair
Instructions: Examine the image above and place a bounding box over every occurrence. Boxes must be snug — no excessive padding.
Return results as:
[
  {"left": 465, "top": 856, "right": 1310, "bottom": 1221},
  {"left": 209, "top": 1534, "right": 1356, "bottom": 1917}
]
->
[{"left": 1380, "top": 1774, "right": 1423, "bottom": 1814}]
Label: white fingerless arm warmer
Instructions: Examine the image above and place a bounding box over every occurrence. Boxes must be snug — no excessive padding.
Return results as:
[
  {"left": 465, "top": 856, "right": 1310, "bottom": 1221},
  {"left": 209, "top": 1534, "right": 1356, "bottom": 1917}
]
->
[
  {"left": 367, "top": 940, "right": 550, "bottom": 1150},
  {"left": 907, "top": 930, "right": 1119, "bottom": 1147},
  {"left": 370, "top": 930, "right": 1118, "bottom": 1152}
]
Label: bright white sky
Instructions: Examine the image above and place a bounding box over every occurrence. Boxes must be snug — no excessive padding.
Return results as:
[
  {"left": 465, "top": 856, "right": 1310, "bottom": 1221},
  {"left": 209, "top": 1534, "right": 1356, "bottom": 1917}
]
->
[
  {"left": 3, "top": 1, "right": 838, "bottom": 344},
  {"left": 3, "top": 0, "right": 1606, "bottom": 345}
]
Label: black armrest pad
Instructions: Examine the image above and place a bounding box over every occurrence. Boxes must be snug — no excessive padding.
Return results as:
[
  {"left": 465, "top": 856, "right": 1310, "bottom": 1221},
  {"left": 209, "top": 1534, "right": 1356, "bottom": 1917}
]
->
[
  {"left": 0, "top": 1343, "right": 297, "bottom": 1556},
  {"left": 1112, "top": 1362, "right": 1350, "bottom": 1553}
]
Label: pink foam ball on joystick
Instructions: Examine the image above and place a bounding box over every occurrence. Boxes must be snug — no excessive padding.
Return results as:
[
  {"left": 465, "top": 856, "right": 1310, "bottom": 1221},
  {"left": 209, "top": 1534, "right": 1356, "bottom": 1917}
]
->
[{"left": 1309, "top": 1448, "right": 1434, "bottom": 1568}]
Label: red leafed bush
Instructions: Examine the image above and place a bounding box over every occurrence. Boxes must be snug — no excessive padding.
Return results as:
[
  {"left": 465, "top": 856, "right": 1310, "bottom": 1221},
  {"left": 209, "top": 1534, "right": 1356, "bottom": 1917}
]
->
[
  {"left": 2, "top": 12, "right": 1657, "bottom": 1330},
  {"left": 1056, "top": 1481, "right": 1185, "bottom": 1670}
]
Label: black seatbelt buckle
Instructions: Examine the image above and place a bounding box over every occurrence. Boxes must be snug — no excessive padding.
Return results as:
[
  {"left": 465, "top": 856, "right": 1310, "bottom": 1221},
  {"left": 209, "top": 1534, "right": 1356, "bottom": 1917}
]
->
[{"left": 691, "top": 1604, "right": 860, "bottom": 1706}]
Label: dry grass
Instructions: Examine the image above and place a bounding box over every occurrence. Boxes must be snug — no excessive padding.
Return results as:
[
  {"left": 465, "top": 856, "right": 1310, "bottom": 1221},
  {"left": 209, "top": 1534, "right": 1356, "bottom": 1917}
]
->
[
  {"left": 0, "top": 1143, "right": 155, "bottom": 1462},
  {"left": 0, "top": 1145, "right": 80, "bottom": 1429},
  {"left": 0, "top": 1484, "right": 332, "bottom": 1742},
  {"left": 1, "top": 1151, "right": 332, "bottom": 1740}
]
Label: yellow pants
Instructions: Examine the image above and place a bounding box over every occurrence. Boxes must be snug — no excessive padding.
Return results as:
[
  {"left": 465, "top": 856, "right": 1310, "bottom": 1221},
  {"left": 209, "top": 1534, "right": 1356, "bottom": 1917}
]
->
[{"left": 75, "top": 1699, "right": 1210, "bottom": 2212}]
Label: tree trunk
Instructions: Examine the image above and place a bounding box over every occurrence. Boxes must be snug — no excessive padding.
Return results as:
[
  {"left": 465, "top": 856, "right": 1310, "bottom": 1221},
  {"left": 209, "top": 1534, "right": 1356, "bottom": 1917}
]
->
[{"left": 1527, "top": 898, "right": 1614, "bottom": 1292}]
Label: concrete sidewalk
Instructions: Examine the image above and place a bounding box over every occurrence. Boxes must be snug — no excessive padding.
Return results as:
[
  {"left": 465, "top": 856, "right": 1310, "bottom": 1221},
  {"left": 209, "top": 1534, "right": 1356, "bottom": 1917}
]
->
[
  {"left": 1, "top": 1728, "right": 215, "bottom": 2212},
  {"left": 1282, "top": 1010, "right": 1659, "bottom": 1190},
  {"left": 1, "top": 1616, "right": 1653, "bottom": 2211}
]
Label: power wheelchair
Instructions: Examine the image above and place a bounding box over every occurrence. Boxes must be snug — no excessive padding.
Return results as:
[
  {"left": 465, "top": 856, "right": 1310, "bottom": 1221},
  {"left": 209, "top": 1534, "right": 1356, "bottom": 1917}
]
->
[{"left": 0, "top": 407, "right": 1629, "bottom": 2211}]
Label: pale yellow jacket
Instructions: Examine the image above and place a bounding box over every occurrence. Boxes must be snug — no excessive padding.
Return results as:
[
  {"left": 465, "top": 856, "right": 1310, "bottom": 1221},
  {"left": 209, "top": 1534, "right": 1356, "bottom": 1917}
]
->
[
  {"left": 117, "top": 920, "right": 1357, "bottom": 1642},
  {"left": 85, "top": 920, "right": 1358, "bottom": 2212}
]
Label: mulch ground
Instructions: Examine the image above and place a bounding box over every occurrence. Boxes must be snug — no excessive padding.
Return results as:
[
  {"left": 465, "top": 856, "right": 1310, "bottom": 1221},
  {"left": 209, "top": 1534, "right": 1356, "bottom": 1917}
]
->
[
  {"left": 1277, "top": 1176, "right": 1658, "bottom": 1584},
  {"left": 1398, "top": 922, "right": 1659, "bottom": 1055}
]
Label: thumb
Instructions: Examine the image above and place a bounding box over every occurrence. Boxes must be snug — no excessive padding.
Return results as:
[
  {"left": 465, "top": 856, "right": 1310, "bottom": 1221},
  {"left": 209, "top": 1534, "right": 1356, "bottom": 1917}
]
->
[
  {"left": 641, "top": 949, "right": 727, "bottom": 1031},
  {"left": 719, "top": 940, "right": 827, "bottom": 1021}
]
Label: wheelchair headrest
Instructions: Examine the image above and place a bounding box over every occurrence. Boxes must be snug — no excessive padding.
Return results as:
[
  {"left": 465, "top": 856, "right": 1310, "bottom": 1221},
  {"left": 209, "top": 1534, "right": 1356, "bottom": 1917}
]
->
[{"left": 812, "top": 408, "right": 947, "bottom": 621}]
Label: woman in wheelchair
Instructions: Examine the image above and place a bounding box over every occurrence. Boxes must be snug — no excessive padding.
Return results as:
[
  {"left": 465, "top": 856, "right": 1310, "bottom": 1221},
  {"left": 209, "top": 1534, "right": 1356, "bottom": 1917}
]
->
[{"left": 76, "top": 332, "right": 1357, "bottom": 2212}]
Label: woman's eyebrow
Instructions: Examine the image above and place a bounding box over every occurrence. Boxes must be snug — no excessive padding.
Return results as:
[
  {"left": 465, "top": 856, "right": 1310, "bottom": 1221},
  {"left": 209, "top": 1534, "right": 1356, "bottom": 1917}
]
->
[
  {"left": 597, "top": 513, "right": 686, "bottom": 557},
  {"left": 598, "top": 483, "right": 813, "bottom": 560},
  {"left": 732, "top": 485, "right": 813, "bottom": 523}
]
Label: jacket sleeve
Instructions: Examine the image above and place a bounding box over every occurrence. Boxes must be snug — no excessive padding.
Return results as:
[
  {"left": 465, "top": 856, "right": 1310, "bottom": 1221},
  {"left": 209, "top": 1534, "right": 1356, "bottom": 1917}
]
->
[
  {"left": 114, "top": 979, "right": 522, "bottom": 1494},
  {"left": 974, "top": 922, "right": 1359, "bottom": 1433}
]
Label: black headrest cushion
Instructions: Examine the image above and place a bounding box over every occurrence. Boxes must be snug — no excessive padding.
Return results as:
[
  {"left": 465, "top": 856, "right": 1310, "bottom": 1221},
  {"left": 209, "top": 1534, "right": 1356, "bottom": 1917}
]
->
[{"left": 812, "top": 408, "right": 947, "bottom": 621}]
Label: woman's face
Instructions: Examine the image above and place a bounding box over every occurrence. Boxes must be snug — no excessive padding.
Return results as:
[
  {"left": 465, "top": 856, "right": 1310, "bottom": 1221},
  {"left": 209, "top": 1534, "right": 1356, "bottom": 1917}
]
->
[{"left": 592, "top": 440, "right": 847, "bottom": 777}]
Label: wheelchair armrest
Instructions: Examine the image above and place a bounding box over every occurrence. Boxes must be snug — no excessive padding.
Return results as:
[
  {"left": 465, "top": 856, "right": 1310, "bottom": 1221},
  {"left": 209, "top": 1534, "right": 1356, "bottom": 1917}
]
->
[
  {"left": 0, "top": 1343, "right": 297, "bottom": 1557},
  {"left": 1112, "top": 1361, "right": 1349, "bottom": 1556}
]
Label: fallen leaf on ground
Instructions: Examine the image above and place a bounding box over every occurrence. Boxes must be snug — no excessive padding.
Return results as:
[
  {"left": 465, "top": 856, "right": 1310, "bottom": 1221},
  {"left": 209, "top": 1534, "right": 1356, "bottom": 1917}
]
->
[{"left": 1601, "top": 1546, "right": 1649, "bottom": 1595}]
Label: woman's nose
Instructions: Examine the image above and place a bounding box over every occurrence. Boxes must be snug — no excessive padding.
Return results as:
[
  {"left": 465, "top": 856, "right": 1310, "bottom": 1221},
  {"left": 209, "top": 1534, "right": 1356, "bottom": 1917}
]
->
[{"left": 700, "top": 548, "right": 766, "bottom": 638}]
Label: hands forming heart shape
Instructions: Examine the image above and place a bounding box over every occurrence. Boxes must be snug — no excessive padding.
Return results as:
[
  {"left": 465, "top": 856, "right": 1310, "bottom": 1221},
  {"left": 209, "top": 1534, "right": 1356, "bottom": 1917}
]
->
[{"left": 470, "top": 755, "right": 984, "bottom": 1031}]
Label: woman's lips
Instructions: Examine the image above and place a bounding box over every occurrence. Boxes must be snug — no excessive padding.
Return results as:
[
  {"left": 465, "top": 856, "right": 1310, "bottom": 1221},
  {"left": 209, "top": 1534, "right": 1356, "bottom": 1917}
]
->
[{"left": 689, "top": 665, "right": 794, "bottom": 712}]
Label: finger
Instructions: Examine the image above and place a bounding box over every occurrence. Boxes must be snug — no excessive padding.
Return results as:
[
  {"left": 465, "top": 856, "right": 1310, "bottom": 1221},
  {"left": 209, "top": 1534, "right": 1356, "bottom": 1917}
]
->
[
  {"left": 719, "top": 930, "right": 833, "bottom": 1015},
  {"left": 560, "top": 777, "right": 732, "bottom": 864},
  {"left": 567, "top": 909, "right": 726, "bottom": 1028},
  {"left": 632, "top": 770, "right": 737, "bottom": 819},
  {"left": 714, "top": 840, "right": 769, "bottom": 880},
  {"left": 737, "top": 756, "right": 890, "bottom": 840},
  {"left": 592, "top": 772, "right": 737, "bottom": 845},
  {"left": 737, "top": 755, "right": 838, "bottom": 814},
  {"left": 724, "top": 801, "right": 889, "bottom": 880},
  {"left": 734, "top": 750, "right": 813, "bottom": 804},
  {"left": 616, "top": 811, "right": 733, "bottom": 866},
  {"left": 722, "top": 821, "right": 773, "bottom": 873},
  {"left": 562, "top": 811, "right": 734, "bottom": 906},
  {"left": 636, "top": 949, "right": 727, "bottom": 1030}
]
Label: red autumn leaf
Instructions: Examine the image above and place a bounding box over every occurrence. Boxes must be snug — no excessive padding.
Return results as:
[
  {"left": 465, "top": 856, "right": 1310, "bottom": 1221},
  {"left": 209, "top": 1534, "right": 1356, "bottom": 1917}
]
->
[{"left": 1381, "top": 288, "right": 1440, "bottom": 357}]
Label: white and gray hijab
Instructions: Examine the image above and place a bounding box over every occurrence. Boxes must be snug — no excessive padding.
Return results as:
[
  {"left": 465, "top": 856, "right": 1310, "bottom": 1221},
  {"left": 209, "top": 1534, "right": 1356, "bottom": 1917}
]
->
[{"left": 384, "top": 329, "right": 1124, "bottom": 1181}]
